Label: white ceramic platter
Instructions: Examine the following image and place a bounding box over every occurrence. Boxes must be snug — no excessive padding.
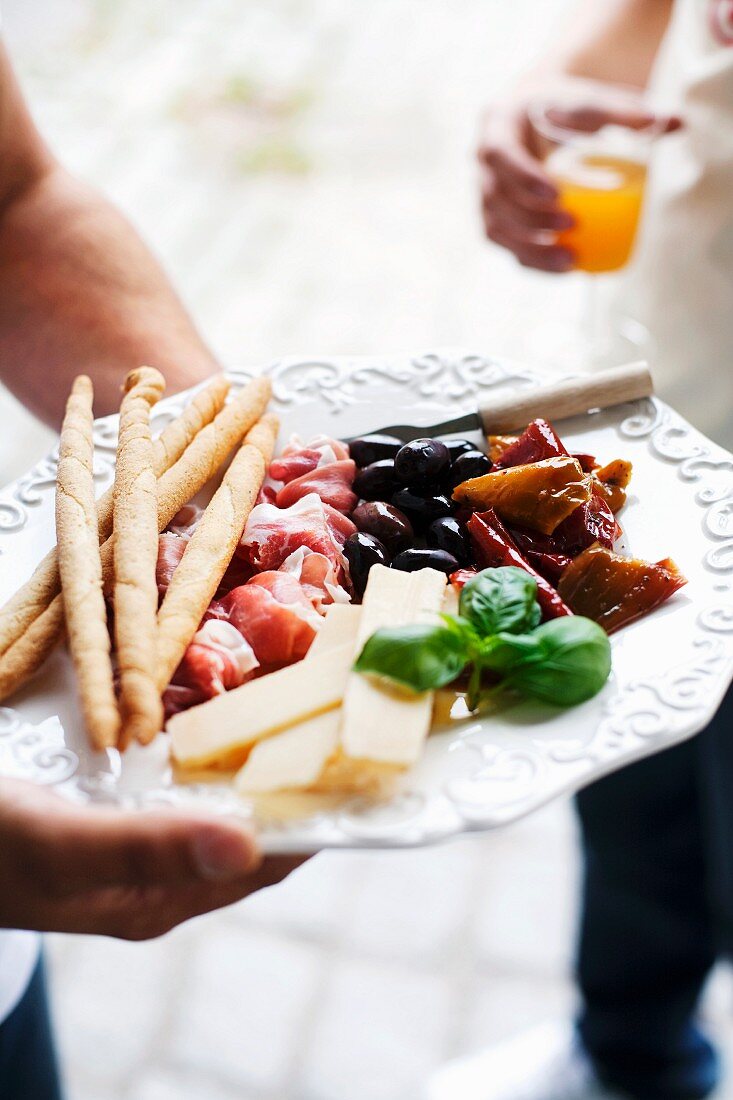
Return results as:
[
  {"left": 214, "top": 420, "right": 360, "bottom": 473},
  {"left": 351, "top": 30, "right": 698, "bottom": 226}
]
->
[{"left": 1, "top": 351, "right": 732, "bottom": 853}]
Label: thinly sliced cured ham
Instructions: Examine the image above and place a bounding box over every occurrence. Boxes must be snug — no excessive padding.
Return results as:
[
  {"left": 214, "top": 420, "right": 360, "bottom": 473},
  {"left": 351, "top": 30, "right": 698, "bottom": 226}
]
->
[
  {"left": 167, "top": 503, "right": 204, "bottom": 537},
  {"left": 167, "top": 620, "right": 259, "bottom": 716},
  {"left": 215, "top": 553, "right": 255, "bottom": 598},
  {"left": 269, "top": 435, "right": 354, "bottom": 509},
  {"left": 156, "top": 533, "right": 188, "bottom": 597},
  {"left": 269, "top": 434, "right": 350, "bottom": 483},
  {"left": 279, "top": 547, "right": 351, "bottom": 610},
  {"left": 275, "top": 459, "right": 357, "bottom": 514},
  {"left": 163, "top": 684, "right": 207, "bottom": 719},
  {"left": 256, "top": 484, "right": 278, "bottom": 507},
  {"left": 240, "top": 493, "right": 356, "bottom": 575},
  {"left": 284, "top": 433, "right": 349, "bottom": 461},
  {"left": 221, "top": 572, "right": 321, "bottom": 667},
  {"left": 269, "top": 449, "right": 324, "bottom": 484}
]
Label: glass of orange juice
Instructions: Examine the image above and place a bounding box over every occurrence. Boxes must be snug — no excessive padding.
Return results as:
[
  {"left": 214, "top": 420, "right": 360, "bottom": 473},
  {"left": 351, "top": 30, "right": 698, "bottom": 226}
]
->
[{"left": 529, "top": 85, "right": 664, "bottom": 367}]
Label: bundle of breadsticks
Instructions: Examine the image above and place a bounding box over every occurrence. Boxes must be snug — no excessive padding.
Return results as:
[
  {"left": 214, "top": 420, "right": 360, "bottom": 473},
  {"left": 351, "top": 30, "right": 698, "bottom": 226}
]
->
[{"left": 0, "top": 368, "right": 277, "bottom": 751}]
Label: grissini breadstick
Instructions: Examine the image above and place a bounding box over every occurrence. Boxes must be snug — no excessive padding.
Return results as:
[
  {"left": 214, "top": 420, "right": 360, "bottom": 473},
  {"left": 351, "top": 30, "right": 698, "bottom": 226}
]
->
[
  {"left": 155, "top": 412, "right": 279, "bottom": 692},
  {"left": 0, "top": 374, "right": 230, "bottom": 663},
  {"left": 55, "top": 376, "right": 120, "bottom": 750},
  {"left": 0, "top": 375, "right": 270, "bottom": 702},
  {"left": 101, "top": 374, "right": 273, "bottom": 593},
  {"left": 0, "top": 600, "right": 65, "bottom": 701},
  {"left": 113, "top": 367, "right": 166, "bottom": 747},
  {"left": 150, "top": 374, "right": 230, "bottom": 478}
]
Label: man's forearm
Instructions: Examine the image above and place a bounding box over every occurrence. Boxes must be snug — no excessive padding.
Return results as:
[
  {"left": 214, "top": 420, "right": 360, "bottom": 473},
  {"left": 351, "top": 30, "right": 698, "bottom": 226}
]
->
[
  {"left": 0, "top": 166, "right": 218, "bottom": 425},
  {"left": 521, "top": 0, "right": 674, "bottom": 92}
]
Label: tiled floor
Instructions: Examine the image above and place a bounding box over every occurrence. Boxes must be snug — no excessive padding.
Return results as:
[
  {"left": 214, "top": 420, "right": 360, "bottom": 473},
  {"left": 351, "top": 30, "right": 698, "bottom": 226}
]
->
[{"left": 2, "top": 2, "right": 732, "bottom": 1098}]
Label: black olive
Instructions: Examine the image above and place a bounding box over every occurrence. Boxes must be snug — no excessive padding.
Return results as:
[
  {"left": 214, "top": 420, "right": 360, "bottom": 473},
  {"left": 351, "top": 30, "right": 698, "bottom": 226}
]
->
[
  {"left": 394, "top": 438, "right": 451, "bottom": 485},
  {"left": 392, "top": 487, "right": 455, "bottom": 525},
  {"left": 344, "top": 532, "right": 390, "bottom": 597},
  {"left": 391, "top": 548, "right": 459, "bottom": 575},
  {"left": 427, "top": 516, "right": 473, "bottom": 565},
  {"left": 349, "top": 434, "right": 403, "bottom": 468},
  {"left": 443, "top": 438, "right": 476, "bottom": 464},
  {"left": 352, "top": 501, "right": 414, "bottom": 555},
  {"left": 450, "top": 449, "right": 492, "bottom": 488},
  {"left": 353, "top": 459, "right": 397, "bottom": 502}
]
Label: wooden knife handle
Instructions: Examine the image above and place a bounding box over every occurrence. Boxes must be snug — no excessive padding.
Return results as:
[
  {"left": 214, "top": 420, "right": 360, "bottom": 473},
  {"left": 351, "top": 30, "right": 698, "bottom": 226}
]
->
[{"left": 478, "top": 361, "right": 654, "bottom": 435}]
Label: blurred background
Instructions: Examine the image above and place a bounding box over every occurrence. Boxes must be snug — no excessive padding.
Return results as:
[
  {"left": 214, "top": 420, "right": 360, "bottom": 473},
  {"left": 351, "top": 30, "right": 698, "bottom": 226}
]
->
[{"left": 1, "top": 2, "right": 732, "bottom": 1099}]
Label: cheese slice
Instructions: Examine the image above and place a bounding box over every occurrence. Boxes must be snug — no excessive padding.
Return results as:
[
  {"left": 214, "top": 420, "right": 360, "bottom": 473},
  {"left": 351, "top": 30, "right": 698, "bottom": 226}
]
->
[
  {"left": 308, "top": 603, "right": 361, "bottom": 656},
  {"left": 169, "top": 641, "right": 355, "bottom": 769},
  {"left": 443, "top": 582, "right": 459, "bottom": 617},
  {"left": 335, "top": 565, "right": 447, "bottom": 774},
  {"left": 234, "top": 603, "right": 361, "bottom": 793},
  {"left": 235, "top": 710, "right": 342, "bottom": 793}
]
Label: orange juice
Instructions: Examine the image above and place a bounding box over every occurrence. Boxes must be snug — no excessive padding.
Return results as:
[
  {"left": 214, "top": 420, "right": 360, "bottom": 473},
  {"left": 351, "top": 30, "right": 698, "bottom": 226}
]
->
[{"left": 547, "top": 151, "right": 647, "bottom": 273}]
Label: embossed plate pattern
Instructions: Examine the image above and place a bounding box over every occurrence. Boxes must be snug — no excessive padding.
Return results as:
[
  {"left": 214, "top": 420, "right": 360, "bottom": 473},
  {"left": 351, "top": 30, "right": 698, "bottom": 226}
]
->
[{"left": 1, "top": 352, "right": 732, "bottom": 853}]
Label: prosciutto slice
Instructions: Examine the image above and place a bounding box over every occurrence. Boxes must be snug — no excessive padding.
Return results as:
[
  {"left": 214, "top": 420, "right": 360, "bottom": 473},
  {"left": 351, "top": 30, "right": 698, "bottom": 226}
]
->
[
  {"left": 278, "top": 433, "right": 349, "bottom": 463},
  {"left": 163, "top": 684, "right": 207, "bottom": 719},
  {"left": 275, "top": 459, "right": 357, "bottom": 514},
  {"left": 221, "top": 572, "right": 321, "bottom": 667},
  {"left": 240, "top": 493, "right": 356, "bottom": 576},
  {"left": 157, "top": 533, "right": 188, "bottom": 597},
  {"left": 269, "top": 449, "right": 324, "bottom": 485},
  {"left": 269, "top": 435, "right": 354, "bottom": 507},
  {"left": 165, "top": 620, "right": 259, "bottom": 717},
  {"left": 167, "top": 503, "right": 204, "bottom": 537},
  {"left": 279, "top": 546, "right": 351, "bottom": 610},
  {"left": 215, "top": 553, "right": 255, "bottom": 599}
]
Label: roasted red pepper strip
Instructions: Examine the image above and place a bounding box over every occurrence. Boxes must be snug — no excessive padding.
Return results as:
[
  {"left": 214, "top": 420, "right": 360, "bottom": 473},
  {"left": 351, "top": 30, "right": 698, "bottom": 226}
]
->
[
  {"left": 572, "top": 452, "right": 598, "bottom": 473},
  {"left": 454, "top": 455, "right": 591, "bottom": 536},
  {"left": 507, "top": 526, "right": 572, "bottom": 584},
  {"left": 558, "top": 545, "right": 686, "bottom": 633},
  {"left": 496, "top": 418, "right": 569, "bottom": 468},
  {"left": 552, "top": 492, "right": 618, "bottom": 555},
  {"left": 467, "top": 509, "right": 572, "bottom": 620},
  {"left": 449, "top": 568, "right": 478, "bottom": 591},
  {"left": 593, "top": 459, "right": 633, "bottom": 514}
]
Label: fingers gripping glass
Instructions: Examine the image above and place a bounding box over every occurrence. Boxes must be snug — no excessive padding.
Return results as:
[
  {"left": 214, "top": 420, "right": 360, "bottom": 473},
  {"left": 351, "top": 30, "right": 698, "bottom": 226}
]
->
[{"left": 528, "top": 84, "right": 667, "bottom": 369}]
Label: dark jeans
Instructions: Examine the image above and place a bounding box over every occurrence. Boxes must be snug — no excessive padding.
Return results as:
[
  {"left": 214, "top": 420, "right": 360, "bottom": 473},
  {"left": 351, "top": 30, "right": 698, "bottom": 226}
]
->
[
  {"left": 576, "top": 684, "right": 733, "bottom": 1100},
  {"left": 0, "top": 957, "right": 63, "bottom": 1100}
]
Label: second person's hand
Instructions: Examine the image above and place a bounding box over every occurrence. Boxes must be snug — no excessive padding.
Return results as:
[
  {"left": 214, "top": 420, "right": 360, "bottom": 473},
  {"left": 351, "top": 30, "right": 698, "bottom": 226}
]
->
[{"left": 477, "top": 83, "right": 681, "bottom": 273}]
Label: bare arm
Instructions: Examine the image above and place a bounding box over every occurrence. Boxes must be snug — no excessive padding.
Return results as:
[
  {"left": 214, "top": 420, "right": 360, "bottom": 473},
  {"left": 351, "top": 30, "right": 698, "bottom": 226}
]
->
[
  {"left": 478, "top": 0, "right": 677, "bottom": 272},
  {"left": 0, "top": 45, "right": 218, "bottom": 425},
  {"left": 527, "top": 0, "right": 675, "bottom": 90}
]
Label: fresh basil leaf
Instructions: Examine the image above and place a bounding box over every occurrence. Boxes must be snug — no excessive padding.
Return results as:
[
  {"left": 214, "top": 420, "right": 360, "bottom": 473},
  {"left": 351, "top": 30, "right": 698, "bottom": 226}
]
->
[
  {"left": 440, "top": 613, "right": 484, "bottom": 652},
  {"left": 483, "top": 617, "right": 611, "bottom": 707},
  {"left": 459, "top": 567, "right": 541, "bottom": 638},
  {"left": 354, "top": 623, "right": 469, "bottom": 693},
  {"left": 478, "top": 631, "right": 540, "bottom": 672}
]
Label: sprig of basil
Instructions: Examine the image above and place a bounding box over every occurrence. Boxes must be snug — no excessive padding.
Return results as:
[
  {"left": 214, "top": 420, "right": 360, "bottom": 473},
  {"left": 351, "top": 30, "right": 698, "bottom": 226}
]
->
[
  {"left": 353, "top": 567, "right": 612, "bottom": 710},
  {"left": 459, "top": 567, "right": 541, "bottom": 636},
  {"left": 354, "top": 623, "right": 470, "bottom": 693},
  {"left": 481, "top": 617, "right": 611, "bottom": 706}
]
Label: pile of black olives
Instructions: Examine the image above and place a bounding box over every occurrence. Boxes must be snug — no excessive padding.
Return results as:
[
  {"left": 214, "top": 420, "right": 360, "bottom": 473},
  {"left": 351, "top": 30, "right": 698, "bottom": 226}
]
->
[{"left": 345, "top": 433, "right": 491, "bottom": 595}]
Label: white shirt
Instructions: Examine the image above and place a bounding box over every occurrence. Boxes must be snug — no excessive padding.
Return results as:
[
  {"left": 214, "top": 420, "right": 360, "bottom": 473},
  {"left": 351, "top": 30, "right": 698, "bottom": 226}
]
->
[{"left": 615, "top": 0, "right": 733, "bottom": 448}]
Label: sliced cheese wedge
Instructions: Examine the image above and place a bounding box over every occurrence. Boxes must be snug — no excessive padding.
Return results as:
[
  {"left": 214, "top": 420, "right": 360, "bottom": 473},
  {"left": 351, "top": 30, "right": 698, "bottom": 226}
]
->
[
  {"left": 309, "top": 603, "right": 361, "bottom": 656},
  {"left": 169, "top": 641, "right": 354, "bottom": 770},
  {"left": 443, "top": 582, "right": 459, "bottom": 617},
  {"left": 235, "top": 709, "right": 341, "bottom": 793},
  {"left": 234, "top": 603, "right": 362, "bottom": 794},
  {"left": 328, "top": 565, "right": 447, "bottom": 784}
]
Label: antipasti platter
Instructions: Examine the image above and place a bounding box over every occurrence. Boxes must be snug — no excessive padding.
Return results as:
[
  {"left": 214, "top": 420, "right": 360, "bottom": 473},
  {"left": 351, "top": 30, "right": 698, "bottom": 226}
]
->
[{"left": 1, "top": 350, "right": 732, "bottom": 853}]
